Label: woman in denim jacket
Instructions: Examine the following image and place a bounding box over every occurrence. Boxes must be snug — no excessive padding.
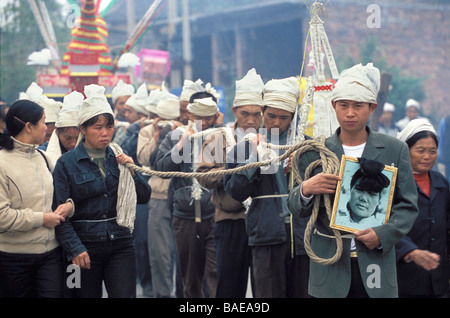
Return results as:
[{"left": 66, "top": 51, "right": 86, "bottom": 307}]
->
[{"left": 53, "top": 85, "right": 151, "bottom": 298}]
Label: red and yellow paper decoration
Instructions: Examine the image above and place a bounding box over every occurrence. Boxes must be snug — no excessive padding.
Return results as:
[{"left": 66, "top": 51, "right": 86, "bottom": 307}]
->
[{"left": 60, "top": 0, "right": 113, "bottom": 76}]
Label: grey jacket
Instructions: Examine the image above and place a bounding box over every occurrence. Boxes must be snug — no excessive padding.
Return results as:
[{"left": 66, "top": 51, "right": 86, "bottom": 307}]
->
[{"left": 287, "top": 127, "right": 419, "bottom": 298}]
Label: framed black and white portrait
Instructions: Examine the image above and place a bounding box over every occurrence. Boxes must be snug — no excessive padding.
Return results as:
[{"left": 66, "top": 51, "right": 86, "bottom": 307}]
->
[{"left": 330, "top": 155, "right": 398, "bottom": 233}]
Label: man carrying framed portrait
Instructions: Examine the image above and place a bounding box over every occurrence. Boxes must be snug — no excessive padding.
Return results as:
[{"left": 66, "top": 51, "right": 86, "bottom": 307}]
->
[{"left": 287, "top": 63, "right": 419, "bottom": 298}]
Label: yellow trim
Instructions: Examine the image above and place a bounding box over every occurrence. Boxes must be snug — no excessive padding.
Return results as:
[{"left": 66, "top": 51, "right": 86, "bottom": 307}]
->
[
  {"left": 44, "top": 93, "right": 67, "bottom": 98},
  {"left": 70, "top": 72, "right": 99, "bottom": 76},
  {"left": 69, "top": 43, "right": 107, "bottom": 51}
]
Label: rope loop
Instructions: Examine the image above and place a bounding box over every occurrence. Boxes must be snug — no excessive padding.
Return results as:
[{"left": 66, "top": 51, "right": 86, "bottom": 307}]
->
[{"left": 290, "top": 136, "right": 343, "bottom": 265}]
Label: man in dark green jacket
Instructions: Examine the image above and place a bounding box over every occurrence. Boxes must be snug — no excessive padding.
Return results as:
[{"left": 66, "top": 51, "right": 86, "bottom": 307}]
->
[{"left": 287, "top": 63, "right": 419, "bottom": 298}]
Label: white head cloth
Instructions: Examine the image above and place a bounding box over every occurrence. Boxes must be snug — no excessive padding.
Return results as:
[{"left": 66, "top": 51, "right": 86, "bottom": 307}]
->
[
  {"left": 25, "top": 82, "right": 44, "bottom": 101},
  {"left": 18, "top": 92, "right": 29, "bottom": 100},
  {"left": 205, "top": 82, "right": 220, "bottom": 103},
  {"left": 56, "top": 91, "right": 84, "bottom": 128},
  {"left": 147, "top": 88, "right": 162, "bottom": 114},
  {"left": 263, "top": 76, "right": 300, "bottom": 113},
  {"left": 126, "top": 83, "right": 149, "bottom": 115},
  {"left": 78, "top": 84, "right": 114, "bottom": 126},
  {"left": 331, "top": 63, "right": 380, "bottom": 104},
  {"left": 383, "top": 102, "right": 395, "bottom": 113},
  {"left": 233, "top": 68, "right": 264, "bottom": 107},
  {"left": 406, "top": 98, "right": 421, "bottom": 110},
  {"left": 157, "top": 90, "right": 180, "bottom": 120},
  {"left": 22, "top": 82, "right": 62, "bottom": 123},
  {"left": 179, "top": 79, "right": 205, "bottom": 102},
  {"left": 397, "top": 118, "right": 437, "bottom": 143},
  {"left": 37, "top": 96, "right": 63, "bottom": 123},
  {"left": 187, "top": 97, "right": 218, "bottom": 117},
  {"left": 45, "top": 92, "right": 83, "bottom": 166},
  {"left": 112, "top": 80, "right": 135, "bottom": 104}
]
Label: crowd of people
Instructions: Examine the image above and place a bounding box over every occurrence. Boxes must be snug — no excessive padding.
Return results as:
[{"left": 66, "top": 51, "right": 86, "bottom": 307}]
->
[{"left": 0, "top": 62, "right": 449, "bottom": 298}]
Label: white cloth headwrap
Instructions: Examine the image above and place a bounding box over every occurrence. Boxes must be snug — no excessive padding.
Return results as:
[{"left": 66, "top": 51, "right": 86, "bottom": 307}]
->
[
  {"left": 157, "top": 90, "right": 180, "bottom": 120},
  {"left": 331, "top": 63, "right": 380, "bottom": 104},
  {"left": 396, "top": 118, "right": 437, "bottom": 143},
  {"left": 25, "top": 82, "right": 44, "bottom": 101},
  {"left": 205, "top": 82, "right": 220, "bottom": 103},
  {"left": 109, "top": 142, "right": 137, "bottom": 231},
  {"left": 263, "top": 76, "right": 300, "bottom": 113},
  {"left": 45, "top": 91, "right": 83, "bottom": 167},
  {"left": 383, "top": 102, "right": 395, "bottom": 113},
  {"left": 187, "top": 97, "right": 218, "bottom": 117},
  {"left": 233, "top": 68, "right": 264, "bottom": 107},
  {"left": 37, "top": 96, "right": 63, "bottom": 123},
  {"left": 147, "top": 88, "right": 162, "bottom": 114},
  {"left": 406, "top": 98, "right": 421, "bottom": 110},
  {"left": 126, "top": 83, "right": 149, "bottom": 115},
  {"left": 112, "top": 80, "right": 135, "bottom": 104},
  {"left": 78, "top": 84, "right": 114, "bottom": 126},
  {"left": 179, "top": 79, "right": 205, "bottom": 102},
  {"left": 23, "top": 82, "right": 62, "bottom": 123},
  {"left": 56, "top": 91, "right": 84, "bottom": 128}
]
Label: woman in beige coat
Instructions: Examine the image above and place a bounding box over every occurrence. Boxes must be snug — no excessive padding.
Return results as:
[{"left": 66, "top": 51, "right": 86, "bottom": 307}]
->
[{"left": 0, "top": 99, "right": 72, "bottom": 297}]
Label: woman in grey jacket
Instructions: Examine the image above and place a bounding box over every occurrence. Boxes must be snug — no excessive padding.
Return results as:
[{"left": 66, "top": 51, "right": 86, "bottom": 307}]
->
[{"left": 0, "top": 99, "right": 72, "bottom": 297}]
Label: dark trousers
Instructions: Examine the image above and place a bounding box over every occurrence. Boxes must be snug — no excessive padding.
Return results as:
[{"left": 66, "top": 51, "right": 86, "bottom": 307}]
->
[
  {"left": 172, "top": 216, "right": 217, "bottom": 298},
  {"left": 134, "top": 203, "right": 152, "bottom": 291},
  {"left": 0, "top": 247, "right": 64, "bottom": 298},
  {"left": 214, "top": 219, "right": 251, "bottom": 298},
  {"left": 252, "top": 224, "right": 310, "bottom": 298},
  {"left": 71, "top": 237, "right": 136, "bottom": 298},
  {"left": 347, "top": 258, "right": 369, "bottom": 298}
]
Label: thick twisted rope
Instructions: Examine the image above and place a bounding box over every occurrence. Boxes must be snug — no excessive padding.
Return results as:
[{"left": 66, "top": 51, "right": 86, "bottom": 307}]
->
[
  {"left": 290, "top": 136, "right": 343, "bottom": 265},
  {"left": 124, "top": 135, "right": 343, "bottom": 264},
  {"left": 124, "top": 137, "right": 308, "bottom": 178}
]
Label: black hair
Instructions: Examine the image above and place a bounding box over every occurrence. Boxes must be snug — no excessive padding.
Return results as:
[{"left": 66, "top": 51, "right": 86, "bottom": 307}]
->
[
  {"left": 189, "top": 91, "right": 217, "bottom": 103},
  {"left": 80, "top": 113, "right": 115, "bottom": 129},
  {"left": 0, "top": 99, "right": 44, "bottom": 150},
  {"left": 350, "top": 158, "right": 390, "bottom": 193},
  {"left": 405, "top": 130, "right": 438, "bottom": 149},
  {"left": 57, "top": 126, "right": 80, "bottom": 134}
]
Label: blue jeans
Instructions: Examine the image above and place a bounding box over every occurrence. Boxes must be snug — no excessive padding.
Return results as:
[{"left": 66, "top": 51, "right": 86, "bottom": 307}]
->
[
  {"left": 0, "top": 247, "right": 64, "bottom": 298},
  {"left": 70, "top": 237, "right": 136, "bottom": 298}
]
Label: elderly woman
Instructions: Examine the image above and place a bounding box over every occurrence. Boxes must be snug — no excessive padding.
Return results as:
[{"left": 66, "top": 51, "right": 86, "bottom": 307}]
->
[
  {"left": 396, "top": 118, "right": 450, "bottom": 298},
  {"left": 53, "top": 85, "right": 151, "bottom": 298},
  {"left": 0, "top": 99, "right": 71, "bottom": 297}
]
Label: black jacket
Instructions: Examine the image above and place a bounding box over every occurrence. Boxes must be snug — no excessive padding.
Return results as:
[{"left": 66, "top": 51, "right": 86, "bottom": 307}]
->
[{"left": 396, "top": 170, "right": 450, "bottom": 296}]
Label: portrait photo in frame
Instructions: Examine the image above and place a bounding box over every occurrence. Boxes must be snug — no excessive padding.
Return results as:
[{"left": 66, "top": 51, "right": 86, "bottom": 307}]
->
[{"left": 330, "top": 155, "right": 398, "bottom": 233}]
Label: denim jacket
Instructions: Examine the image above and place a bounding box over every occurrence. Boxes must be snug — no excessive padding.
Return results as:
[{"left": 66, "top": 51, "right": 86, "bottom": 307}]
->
[{"left": 53, "top": 142, "right": 151, "bottom": 261}]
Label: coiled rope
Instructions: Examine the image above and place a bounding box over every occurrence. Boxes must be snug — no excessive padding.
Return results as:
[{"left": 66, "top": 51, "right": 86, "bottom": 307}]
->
[{"left": 290, "top": 136, "right": 343, "bottom": 264}]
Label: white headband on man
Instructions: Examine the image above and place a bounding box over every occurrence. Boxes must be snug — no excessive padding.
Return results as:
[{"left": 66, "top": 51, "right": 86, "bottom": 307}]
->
[
  {"left": 233, "top": 68, "right": 264, "bottom": 107},
  {"left": 157, "top": 90, "right": 180, "bottom": 120},
  {"left": 111, "top": 80, "right": 135, "bottom": 104},
  {"left": 331, "top": 63, "right": 380, "bottom": 104},
  {"left": 180, "top": 79, "right": 205, "bottom": 102},
  {"left": 126, "top": 83, "right": 149, "bottom": 115},
  {"left": 263, "top": 76, "right": 300, "bottom": 113},
  {"left": 187, "top": 97, "right": 218, "bottom": 117}
]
